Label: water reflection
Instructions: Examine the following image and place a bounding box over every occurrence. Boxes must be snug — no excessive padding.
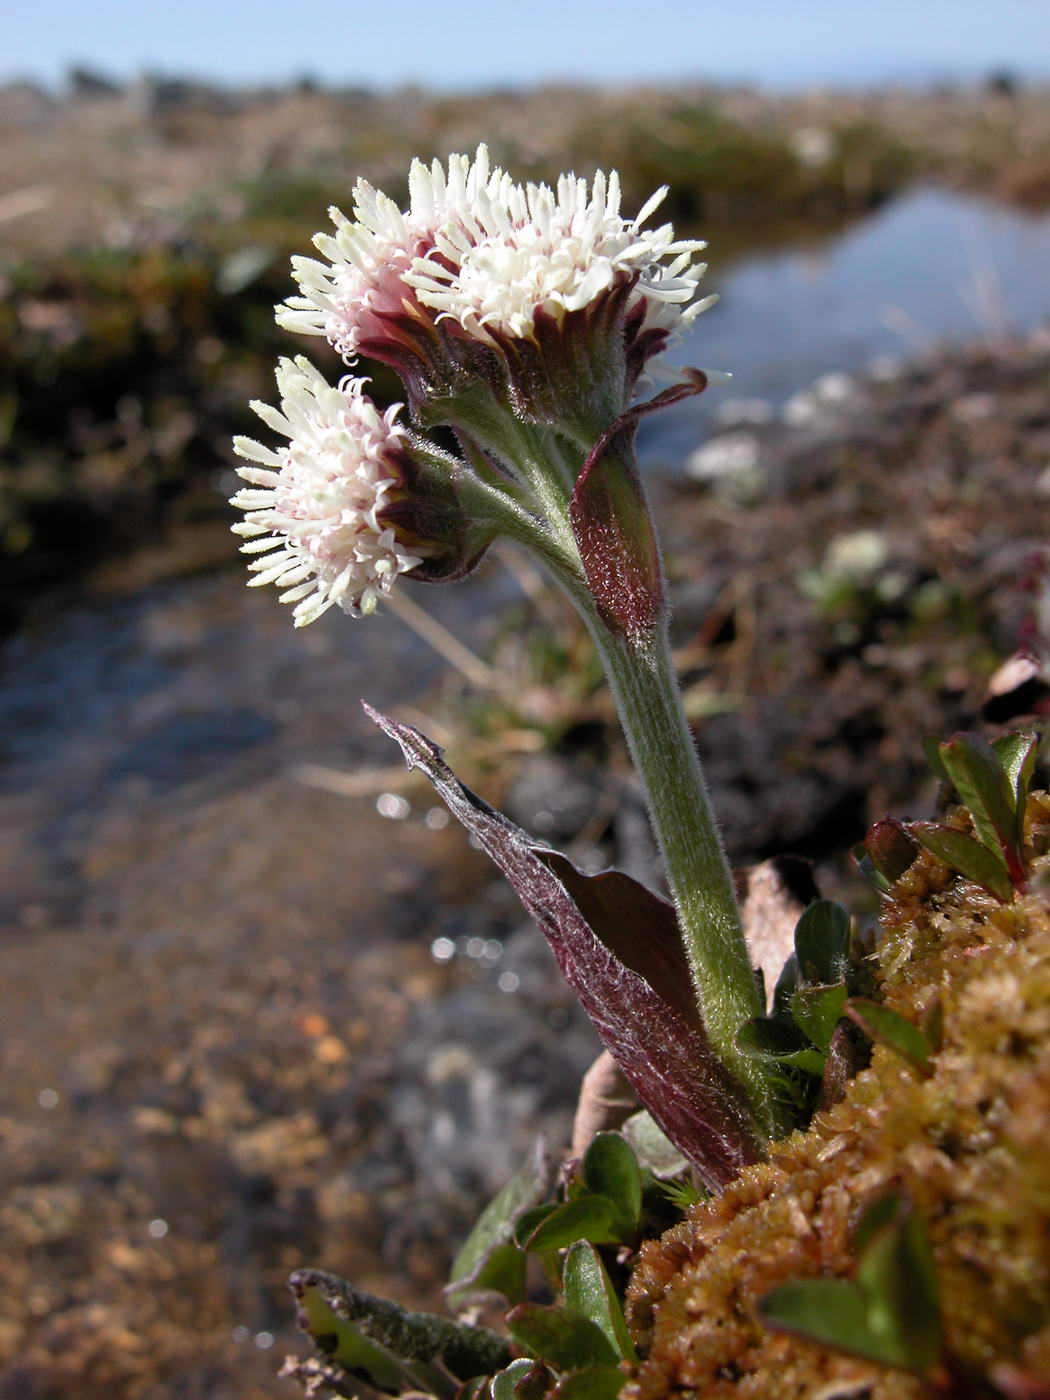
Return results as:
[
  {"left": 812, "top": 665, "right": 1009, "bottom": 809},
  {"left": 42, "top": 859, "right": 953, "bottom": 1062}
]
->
[{"left": 649, "top": 185, "right": 1050, "bottom": 460}]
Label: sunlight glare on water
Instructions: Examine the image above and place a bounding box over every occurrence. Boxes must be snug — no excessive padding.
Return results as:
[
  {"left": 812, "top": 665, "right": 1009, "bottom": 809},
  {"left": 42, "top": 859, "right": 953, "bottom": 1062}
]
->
[{"left": 653, "top": 186, "right": 1050, "bottom": 458}]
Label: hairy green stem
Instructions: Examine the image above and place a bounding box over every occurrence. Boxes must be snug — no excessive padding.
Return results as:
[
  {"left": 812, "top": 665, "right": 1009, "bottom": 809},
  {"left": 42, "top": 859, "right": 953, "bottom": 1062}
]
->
[
  {"left": 589, "top": 620, "right": 781, "bottom": 1135},
  {"left": 457, "top": 409, "right": 784, "bottom": 1134},
  {"left": 436, "top": 391, "right": 576, "bottom": 531}
]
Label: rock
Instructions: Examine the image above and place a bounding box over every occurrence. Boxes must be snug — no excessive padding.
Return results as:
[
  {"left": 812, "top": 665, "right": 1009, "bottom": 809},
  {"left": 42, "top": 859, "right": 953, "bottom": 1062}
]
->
[
  {"left": 504, "top": 754, "right": 605, "bottom": 842},
  {"left": 685, "top": 430, "right": 767, "bottom": 504}
]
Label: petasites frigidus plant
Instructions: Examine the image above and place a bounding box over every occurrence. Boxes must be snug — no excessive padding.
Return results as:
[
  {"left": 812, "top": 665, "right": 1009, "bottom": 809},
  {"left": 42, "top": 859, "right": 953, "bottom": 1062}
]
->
[
  {"left": 230, "top": 147, "right": 1050, "bottom": 1400},
  {"left": 238, "top": 145, "right": 784, "bottom": 1135}
]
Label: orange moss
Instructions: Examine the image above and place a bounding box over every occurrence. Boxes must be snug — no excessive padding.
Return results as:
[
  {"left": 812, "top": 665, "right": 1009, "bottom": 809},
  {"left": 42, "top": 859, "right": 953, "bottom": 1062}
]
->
[{"left": 624, "top": 798, "right": 1050, "bottom": 1399}]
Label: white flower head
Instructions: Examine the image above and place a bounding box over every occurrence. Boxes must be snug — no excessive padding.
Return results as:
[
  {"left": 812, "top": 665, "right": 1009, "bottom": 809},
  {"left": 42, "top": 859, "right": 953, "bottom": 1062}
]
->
[
  {"left": 231, "top": 357, "right": 422, "bottom": 625},
  {"left": 276, "top": 147, "right": 500, "bottom": 363},
  {"left": 277, "top": 146, "right": 714, "bottom": 387},
  {"left": 405, "top": 167, "right": 716, "bottom": 352}
]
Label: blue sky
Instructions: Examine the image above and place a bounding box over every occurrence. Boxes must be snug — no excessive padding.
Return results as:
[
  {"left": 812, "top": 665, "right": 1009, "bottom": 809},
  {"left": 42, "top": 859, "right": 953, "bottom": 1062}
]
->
[{"left": 6, "top": 0, "right": 1050, "bottom": 91}]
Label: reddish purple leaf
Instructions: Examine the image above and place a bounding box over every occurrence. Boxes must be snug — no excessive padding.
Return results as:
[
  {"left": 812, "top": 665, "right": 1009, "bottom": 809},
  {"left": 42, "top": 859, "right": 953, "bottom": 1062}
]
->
[
  {"left": 365, "top": 704, "right": 760, "bottom": 1188},
  {"left": 569, "top": 373, "right": 707, "bottom": 641},
  {"left": 863, "top": 818, "right": 919, "bottom": 884}
]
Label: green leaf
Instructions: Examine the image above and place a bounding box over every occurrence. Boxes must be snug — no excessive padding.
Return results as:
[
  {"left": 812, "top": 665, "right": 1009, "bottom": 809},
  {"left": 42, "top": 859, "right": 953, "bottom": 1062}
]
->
[
  {"left": 851, "top": 844, "right": 892, "bottom": 894},
  {"left": 853, "top": 1191, "right": 903, "bottom": 1254},
  {"left": 581, "top": 1134, "right": 642, "bottom": 1234},
  {"left": 993, "top": 731, "right": 1040, "bottom": 847},
  {"left": 736, "top": 1017, "right": 806, "bottom": 1055},
  {"left": 521, "top": 1196, "right": 622, "bottom": 1251},
  {"left": 514, "top": 1204, "right": 560, "bottom": 1249},
  {"left": 450, "top": 1244, "right": 525, "bottom": 1311},
  {"left": 447, "top": 1138, "right": 550, "bottom": 1308},
  {"left": 845, "top": 999, "right": 933, "bottom": 1074},
  {"left": 854, "top": 1196, "right": 941, "bottom": 1373},
  {"left": 772, "top": 952, "right": 802, "bottom": 1017},
  {"left": 793, "top": 901, "right": 851, "bottom": 986},
  {"left": 506, "top": 1303, "right": 619, "bottom": 1371},
  {"left": 992, "top": 731, "right": 1039, "bottom": 811},
  {"left": 790, "top": 983, "right": 848, "bottom": 1053},
  {"left": 921, "top": 735, "right": 950, "bottom": 783},
  {"left": 737, "top": 1017, "right": 826, "bottom": 1076},
  {"left": 620, "top": 1111, "right": 689, "bottom": 1179},
  {"left": 562, "top": 1242, "right": 637, "bottom": 1363},
  {"left": 938, "top": 732, "right": 1016, "bottom": 861},
  {"left": 759, "top": 1277, "right": 876, "bottom": 1361},
  {"left": 758, "top": 1195, "right": 941, "bottom": 1375},
  {"left": 553, "top": 1367, "right": 625, "bottom": 1400},
  {"left": 922, "top": 998, "right": 944, "bottom": 1055},
  {"left": 490, "top": 1359, "right": 550, "bottom": 1400},
  {"left": 908, "top": 821, "right": 1013, "bottom": 902}
]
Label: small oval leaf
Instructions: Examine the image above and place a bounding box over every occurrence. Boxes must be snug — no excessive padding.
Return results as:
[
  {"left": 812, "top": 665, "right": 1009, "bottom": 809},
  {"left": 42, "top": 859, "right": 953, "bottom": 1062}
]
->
[
  {"left": 908, "top": 822, "right": 1013, "bottom": 903},
  {"left": 845, "top": 999, "right": 933, "bottom": 1075},
  {"left": 938, "top": 732, "right": 1016, "bottom": 859},
  {"left": 581, "top": 1133, "right": 642, "bottom": 1233},
  {"left": 491, "top": 1358, "right": 549, "bottom": 1400},
  {"left": 554, "top": 1367, "right": 625, "bottom": 1400},
  {"left": 793, "top": 901, "right": 851, "bottom": 986},
  {"left": 522, "top": 1196, "right": 622, "bottom": 1251},
  {"left": 562, "top": 1241, "right": 637, "bottom": 1362},
  {"left": 790, "top": 983, "right": 848, "bottom": 1054},
  {"left": 506, "top": 1303, "right": 619, "bottom": 1371}
]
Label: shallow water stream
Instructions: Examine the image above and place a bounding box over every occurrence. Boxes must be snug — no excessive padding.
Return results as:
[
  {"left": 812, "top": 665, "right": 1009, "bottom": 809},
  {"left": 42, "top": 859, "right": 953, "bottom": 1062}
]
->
[{"left": 655, "top": 184, "right": 1050, "bottom": 454}]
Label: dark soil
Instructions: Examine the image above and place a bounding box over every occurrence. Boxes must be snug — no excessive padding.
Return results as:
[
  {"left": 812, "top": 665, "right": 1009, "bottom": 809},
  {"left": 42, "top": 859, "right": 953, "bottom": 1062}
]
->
[{"left": 658, "top": 335, "right": 1050, "bottom": 866}]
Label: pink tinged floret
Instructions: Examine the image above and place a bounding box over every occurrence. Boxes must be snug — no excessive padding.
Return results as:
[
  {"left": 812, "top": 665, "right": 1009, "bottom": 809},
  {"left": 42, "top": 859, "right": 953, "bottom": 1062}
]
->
[
  {"left": 230, "top": 358, "right": 423, "bottom": 625},
  {"left": 276, "top": 148, "right": 498, "bottom": 365},
  {"left": 274, "top": 144, "right": 716, "bottom": 390}
]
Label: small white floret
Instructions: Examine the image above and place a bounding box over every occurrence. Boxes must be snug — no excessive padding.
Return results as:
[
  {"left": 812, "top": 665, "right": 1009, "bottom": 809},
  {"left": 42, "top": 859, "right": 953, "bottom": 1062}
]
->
[{"left": 230, "top": 358, "right": 421, "bottom": 624}]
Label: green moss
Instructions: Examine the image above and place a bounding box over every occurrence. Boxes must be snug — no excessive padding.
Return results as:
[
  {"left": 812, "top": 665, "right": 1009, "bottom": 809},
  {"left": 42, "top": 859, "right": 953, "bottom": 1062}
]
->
[{"left": 624, "top": 795, "right": 1050, "bottom": 1398}]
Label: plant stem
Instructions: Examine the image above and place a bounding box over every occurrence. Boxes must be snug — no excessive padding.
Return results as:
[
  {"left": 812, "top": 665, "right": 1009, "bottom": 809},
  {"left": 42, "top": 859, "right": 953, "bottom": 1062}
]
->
[
  {"left": 588, "top": 619, "right": 780, "bottom": 1134},
  {"left": 457, "top": 407, "right": 783, "bottom": 1133}
]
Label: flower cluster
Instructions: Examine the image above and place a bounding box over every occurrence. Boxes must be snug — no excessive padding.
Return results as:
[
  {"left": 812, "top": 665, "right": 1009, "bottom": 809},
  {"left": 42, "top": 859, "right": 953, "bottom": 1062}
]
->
[
  {"left": 235, "top": 146, "right": 717, "bottom": 624},
  {"left": 231, "top": 357, "right": 423, "bottom": 625},
  {"left": 276, "top": 149, "right": 500, "bottom": 363},
  {"left": 277, "top": 145, "right": 713, "bottom": 369},
  {"left": 405, "top": 167, "right": 713, "bottom": 349}
]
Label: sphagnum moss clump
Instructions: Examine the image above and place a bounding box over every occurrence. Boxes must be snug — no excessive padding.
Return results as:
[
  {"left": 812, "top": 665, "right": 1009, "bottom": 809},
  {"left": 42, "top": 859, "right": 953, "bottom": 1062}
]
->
[{"left": 624, "top": 794, "right": 1050, "bottom": 1400}]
